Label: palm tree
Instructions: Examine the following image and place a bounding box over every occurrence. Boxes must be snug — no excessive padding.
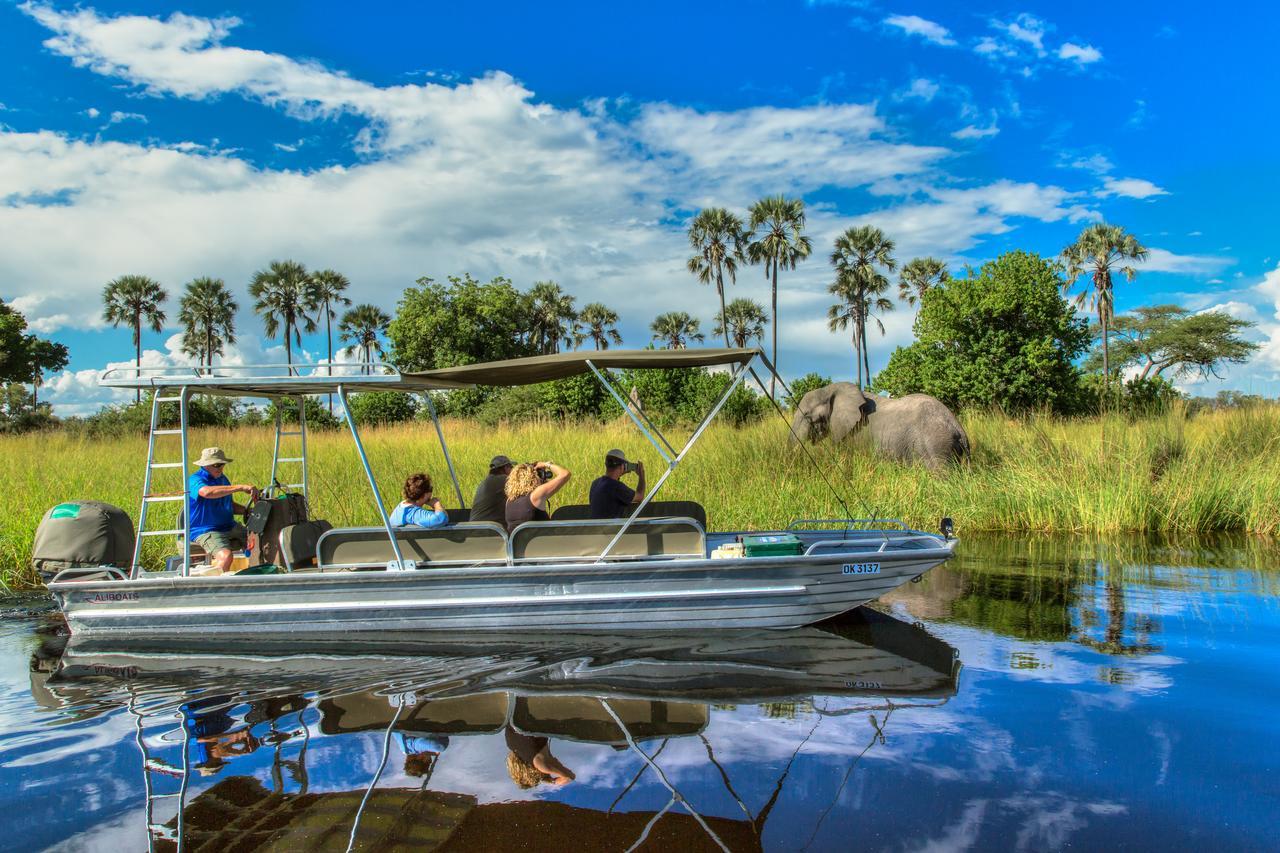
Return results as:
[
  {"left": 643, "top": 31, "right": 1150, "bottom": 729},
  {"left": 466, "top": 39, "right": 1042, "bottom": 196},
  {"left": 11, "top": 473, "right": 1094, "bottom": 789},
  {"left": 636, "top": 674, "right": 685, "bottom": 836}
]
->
[
  {"left": 829, "top": 226, "right": 897, "bottom": 388},
  {"left": 650, "top": 312, "right": 705, "bottom": 349},
  {"left": 311, "top": 268, "right": 352, "bottom": 412},
  {"left": 177, "top": 277, "right": 237, "bottom": 370},
  {"left": 898, "top": 257, "right": 950, "bottom": 307},
  {"left": 249, "top": 260, "right": 319, "bottom": 374},
  {"left": 687, "top": 207, "right": 748, "bottom": 347},
  {"left": 579, "top": 302, "right": 623, "bottom": 350},
  {"left": 339, "top": 304, "right": 391, "bottom": 374},
  {"left": 102, "top": 274, "right": 167, "bottom": 402},
  {"left": 529, "top": 281, "right": 579, "bottom": 354},
  {"left": 1061, "top": 223, "right": 1149, "bottom": 391},
  {"left": 747, "top": 196, "right": 812, "bottom": 397},
  {"left": 713, "top": 298, "right": 769, "bottom": 348}
]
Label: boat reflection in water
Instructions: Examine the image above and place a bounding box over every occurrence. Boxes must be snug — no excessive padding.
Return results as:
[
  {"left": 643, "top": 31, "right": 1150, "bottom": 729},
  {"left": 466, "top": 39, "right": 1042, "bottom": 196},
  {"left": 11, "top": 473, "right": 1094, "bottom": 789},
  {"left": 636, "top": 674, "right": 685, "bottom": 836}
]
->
[{"left": 44, "top": 608, "right": 960, "bottom": 851}]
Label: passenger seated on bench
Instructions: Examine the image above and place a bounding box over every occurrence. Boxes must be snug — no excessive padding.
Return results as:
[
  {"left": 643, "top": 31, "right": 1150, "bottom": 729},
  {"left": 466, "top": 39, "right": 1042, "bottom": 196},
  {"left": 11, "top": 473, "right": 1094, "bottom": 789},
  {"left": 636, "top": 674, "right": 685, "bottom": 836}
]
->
[
  {"left": 505, "top": 461, "right": 570, "bottom": 533},
  {"left": 390, "top": 473, "right": 448, "bottom": 529}
]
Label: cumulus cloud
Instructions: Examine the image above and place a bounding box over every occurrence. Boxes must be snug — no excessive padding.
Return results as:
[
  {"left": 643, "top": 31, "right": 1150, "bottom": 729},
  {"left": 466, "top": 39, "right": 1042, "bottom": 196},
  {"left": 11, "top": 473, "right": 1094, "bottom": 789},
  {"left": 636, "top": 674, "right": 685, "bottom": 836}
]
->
[
  {"left": 1099, "top": 177, "right": 1169, "bottom": 199},
  {"left": 952, "top": 123, "right": 1000, "bottom": 140},
  {"left": 902, "top": 78, "right": 940, "bottom": 101},
  {"left": 992, "top": 13, "right": 1050, "bottom": 56},
  {"left": 1058, "top": 42, "right": 1103, "bottom": 64},
  {"left": 883, "top": 14, "right": 957, "bottom": 46},
  {"left": 1142, "top": 248, "right": 1234, "bottom": 275}
]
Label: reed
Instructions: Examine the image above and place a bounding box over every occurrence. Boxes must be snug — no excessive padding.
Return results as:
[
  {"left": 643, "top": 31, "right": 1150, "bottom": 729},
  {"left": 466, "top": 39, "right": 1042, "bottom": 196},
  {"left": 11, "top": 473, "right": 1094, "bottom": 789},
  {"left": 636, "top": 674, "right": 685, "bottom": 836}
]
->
[{"left": 3, "top": 404, "right": 1279, "bottom": 590}]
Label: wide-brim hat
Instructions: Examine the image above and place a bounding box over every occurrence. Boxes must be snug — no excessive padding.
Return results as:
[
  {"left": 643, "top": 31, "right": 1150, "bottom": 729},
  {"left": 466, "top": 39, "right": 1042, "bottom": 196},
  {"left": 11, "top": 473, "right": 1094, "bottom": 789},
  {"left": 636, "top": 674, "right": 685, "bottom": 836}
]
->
[
  {"left": 196, "top": 447, "right": 233, "bottom": 466},
  {"left": 605, "top": 448, "right": 630, "bottom": 465}
]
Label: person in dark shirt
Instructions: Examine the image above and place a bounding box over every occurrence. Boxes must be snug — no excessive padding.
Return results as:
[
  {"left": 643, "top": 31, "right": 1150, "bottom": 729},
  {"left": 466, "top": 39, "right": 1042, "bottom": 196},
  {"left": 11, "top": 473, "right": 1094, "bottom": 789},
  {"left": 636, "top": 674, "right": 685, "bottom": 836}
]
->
[
  {"left": 588, "top": 448, "right": 646, "bottom": 519},
  {"left": 471, "top": 454, "right": 513, "bottom": 525},
  {"left": 503, "top": 726, "right": 575, "bottom": 788}
]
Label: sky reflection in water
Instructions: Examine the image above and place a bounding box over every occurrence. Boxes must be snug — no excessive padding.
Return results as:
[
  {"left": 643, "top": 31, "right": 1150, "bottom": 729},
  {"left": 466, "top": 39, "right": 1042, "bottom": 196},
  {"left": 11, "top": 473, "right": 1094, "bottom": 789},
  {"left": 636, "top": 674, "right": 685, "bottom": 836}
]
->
[{"left": 1, "top": 534, "right": 1277, "bottom": 851}]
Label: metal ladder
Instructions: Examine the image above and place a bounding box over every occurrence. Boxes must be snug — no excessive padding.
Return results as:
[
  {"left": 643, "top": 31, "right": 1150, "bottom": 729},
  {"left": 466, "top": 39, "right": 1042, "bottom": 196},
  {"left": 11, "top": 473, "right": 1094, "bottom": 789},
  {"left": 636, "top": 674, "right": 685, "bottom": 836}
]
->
[
  {"left": 269, "top": 395, "right": 309, "bottom": 501},
  {"left": 130, "top": 693, "right": 192, "bottom": 852},
  {"left": 132, "top": 387, "right": 191, "bottom": 578}
]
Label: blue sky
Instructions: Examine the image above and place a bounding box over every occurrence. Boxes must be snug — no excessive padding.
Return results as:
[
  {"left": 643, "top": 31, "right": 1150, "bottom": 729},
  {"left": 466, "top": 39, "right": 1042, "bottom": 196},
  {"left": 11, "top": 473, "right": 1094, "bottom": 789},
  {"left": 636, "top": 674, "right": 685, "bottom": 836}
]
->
[{"left": 2, "top": 0, "right": 1278, "bottom": 413}]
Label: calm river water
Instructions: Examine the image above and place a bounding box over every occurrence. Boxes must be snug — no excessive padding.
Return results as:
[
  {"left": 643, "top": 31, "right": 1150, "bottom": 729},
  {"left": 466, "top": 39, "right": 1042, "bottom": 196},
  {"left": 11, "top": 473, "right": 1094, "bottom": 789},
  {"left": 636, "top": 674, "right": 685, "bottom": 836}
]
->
[{"left": 1, "top": 534, "right": 1277, "bottom": 851}]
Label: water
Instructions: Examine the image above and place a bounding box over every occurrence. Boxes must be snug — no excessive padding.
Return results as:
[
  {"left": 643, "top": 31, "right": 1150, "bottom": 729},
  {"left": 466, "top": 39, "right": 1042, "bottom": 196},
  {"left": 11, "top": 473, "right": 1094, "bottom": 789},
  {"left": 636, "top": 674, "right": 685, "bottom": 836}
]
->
[{"left": 2, "top": 534, "right": 1278, "bottom": 851}]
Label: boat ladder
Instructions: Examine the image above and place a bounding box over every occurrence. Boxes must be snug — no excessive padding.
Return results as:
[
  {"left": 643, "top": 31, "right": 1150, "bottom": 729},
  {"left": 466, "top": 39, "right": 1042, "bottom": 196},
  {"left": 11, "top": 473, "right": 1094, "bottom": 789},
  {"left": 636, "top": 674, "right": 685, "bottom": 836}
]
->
[
  {"left": 269, "top": 395, "right": 309, "bottom": 501},
  {"left": 132, "top": 387, "right": 191, "bottom": 578}
]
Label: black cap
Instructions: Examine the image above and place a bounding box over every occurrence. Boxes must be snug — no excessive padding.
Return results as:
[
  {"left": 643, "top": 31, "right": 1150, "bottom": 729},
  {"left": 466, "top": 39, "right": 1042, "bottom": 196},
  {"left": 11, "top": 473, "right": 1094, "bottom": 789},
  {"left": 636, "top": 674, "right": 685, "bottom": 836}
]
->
[{"left": 489, "top": 454, "right": 513, "bottom": 471}]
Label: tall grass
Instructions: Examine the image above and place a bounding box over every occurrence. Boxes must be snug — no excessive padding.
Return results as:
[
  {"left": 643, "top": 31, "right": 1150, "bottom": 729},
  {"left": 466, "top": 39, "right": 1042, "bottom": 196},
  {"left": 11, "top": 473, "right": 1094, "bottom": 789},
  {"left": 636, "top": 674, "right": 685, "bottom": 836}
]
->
[{"left": 3, "top": 404, "right": 1280, "bottom": 589}]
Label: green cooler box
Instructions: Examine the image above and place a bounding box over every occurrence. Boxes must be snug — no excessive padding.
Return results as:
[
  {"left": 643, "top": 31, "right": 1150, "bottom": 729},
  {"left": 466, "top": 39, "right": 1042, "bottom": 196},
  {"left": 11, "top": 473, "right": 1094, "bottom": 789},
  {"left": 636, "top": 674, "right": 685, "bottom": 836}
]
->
[{"left": 741, "top": 533, "right": 804, "bottom": 557}]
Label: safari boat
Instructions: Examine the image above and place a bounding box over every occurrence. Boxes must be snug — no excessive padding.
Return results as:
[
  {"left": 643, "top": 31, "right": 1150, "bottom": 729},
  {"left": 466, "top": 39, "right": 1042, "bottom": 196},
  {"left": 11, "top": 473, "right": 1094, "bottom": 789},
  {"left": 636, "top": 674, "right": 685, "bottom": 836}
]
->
[{"left": 45, "top": 348, "right": 956, "bottom": 636}]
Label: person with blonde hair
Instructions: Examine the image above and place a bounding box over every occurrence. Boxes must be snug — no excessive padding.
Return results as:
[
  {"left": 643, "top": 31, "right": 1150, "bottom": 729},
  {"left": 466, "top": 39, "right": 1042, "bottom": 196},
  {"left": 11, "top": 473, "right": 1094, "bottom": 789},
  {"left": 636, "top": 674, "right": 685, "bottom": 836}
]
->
[
  {"left": 504, "top": 461, "right": 570, "bottom": 533},
  {"left": 504, "top": 726, "right": 575, "bottom": 789}
]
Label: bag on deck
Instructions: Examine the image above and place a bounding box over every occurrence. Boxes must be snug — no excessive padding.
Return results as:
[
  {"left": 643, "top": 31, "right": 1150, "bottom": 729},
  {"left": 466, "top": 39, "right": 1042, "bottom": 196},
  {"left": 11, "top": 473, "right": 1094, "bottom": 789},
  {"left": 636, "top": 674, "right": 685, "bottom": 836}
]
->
[{"left": 248, "top": 493, "right": 309, "bottom": 566}]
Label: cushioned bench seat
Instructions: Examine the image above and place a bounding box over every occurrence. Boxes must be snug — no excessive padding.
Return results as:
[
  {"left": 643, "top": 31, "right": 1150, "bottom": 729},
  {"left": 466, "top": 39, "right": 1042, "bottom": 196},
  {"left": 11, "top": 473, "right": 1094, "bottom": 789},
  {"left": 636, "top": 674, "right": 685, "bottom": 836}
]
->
[
  {"left": 509, "top": 517, "right": 705, "bottom": 562},
  {"left": 550, "top": 500, "right": 707, "bottom": 529},
  {"left": 316, "top": 522, "right": 508, "bottom": 570}
]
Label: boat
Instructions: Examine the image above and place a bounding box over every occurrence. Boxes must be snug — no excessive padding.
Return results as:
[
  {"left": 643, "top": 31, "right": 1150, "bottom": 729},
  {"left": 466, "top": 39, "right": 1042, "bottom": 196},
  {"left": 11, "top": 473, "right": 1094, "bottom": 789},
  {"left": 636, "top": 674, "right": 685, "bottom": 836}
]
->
[{"left": 45, "top": 347, "right": 957, "bottom": 635}]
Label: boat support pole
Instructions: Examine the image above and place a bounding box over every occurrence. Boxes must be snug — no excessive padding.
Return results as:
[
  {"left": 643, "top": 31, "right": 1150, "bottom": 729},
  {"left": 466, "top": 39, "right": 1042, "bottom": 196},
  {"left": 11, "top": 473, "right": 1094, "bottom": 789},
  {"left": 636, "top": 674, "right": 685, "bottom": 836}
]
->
[
  {"left": 586, "top": 360, "right": 675, "bottom": 465},
  {"left": 595, "top": 357, "right": 753, "bottom": 563},
  {"left": 423, "top": 392, "right": 466, "bottom": 509},
  {"left": 337, "top": 384, "right": 407, "bottom": 570}
]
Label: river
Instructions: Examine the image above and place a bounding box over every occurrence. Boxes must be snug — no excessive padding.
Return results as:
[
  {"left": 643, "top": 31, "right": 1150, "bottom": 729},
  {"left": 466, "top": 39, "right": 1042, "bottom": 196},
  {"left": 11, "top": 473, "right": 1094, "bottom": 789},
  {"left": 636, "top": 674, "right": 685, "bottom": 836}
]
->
[{"left": 1, "top": 534, "right": 1277, "bottom": 851}]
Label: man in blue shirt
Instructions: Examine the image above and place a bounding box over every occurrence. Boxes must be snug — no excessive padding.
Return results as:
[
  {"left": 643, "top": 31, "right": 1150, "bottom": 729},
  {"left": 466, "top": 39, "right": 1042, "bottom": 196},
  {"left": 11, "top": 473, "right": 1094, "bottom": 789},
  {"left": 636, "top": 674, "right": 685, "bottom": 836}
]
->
[
  {"left": 588, "top": 448, "right": 647, "bottom": 519},
  {"left": 188, "top": 446, "right": 259, "bottom": 573}
]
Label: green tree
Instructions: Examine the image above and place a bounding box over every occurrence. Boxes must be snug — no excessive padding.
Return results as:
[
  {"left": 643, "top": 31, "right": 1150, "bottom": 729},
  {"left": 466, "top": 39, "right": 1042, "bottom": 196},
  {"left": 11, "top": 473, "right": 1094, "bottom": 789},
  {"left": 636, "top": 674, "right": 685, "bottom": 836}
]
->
[
  {"left": 1061, "top": 223, "right": 1149, "bottom": 391},
  {"left": 26, "top": 337, "right": 68, "bottom": 408},
  {"left": 579, "top": 302, "right": 623, "bottom": 350},
  {"left": 1087, "top": 304, "right": 1259, "bottom": 380},
  {"left": 873, "top": 251, "right": 1089, "bottom": 413},
  {"left": 687, "top": 207, "right": 748, "bottom": 346},
  {"left": 747, "top": 196, "right": 812, "bottom": 396},
  {"left": 249, "top": 260, "right": 319, "bottom": 374},
  {"left": 713, "top": 298, "right": 768, "bottom": 348},
  {"left": 0, "top": 302, "right": 67, "bottom": 408},
  {"left": 346, "top": 390, "right": 418, "bottom": 425},
  {"left": 650, "top": 311, "right": 705, "bottom": 349},
  {"left": 784, "top": 371, "right": 833, "bottom": 410},
  {"left": 339, "top": 304, "right": 392, "bottom": 373},
  {"left": 178, "top": 277, "right": 237, "bottom": 368},
  {"left": 899, "top": 257, "right": 950, "bottom": 307},
  {"left": 102, "top": 274, "right": 167, "bottom": 402},
  {"left": 528, "top": 281, "right": 579, "bottom": 354},
  {"left": 828, "top": 225, "right": 896, "bottom": 388},
  {"left": 388, "top": 274, "right": 537, "bottom": 372}
]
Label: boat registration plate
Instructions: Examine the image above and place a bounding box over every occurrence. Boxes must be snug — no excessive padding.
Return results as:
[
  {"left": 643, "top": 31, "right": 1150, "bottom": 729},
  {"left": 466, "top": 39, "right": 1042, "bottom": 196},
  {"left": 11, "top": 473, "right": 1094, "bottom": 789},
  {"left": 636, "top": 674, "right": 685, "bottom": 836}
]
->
[{"left": 841, "top": 563, "right": 881, "bottom": 575}]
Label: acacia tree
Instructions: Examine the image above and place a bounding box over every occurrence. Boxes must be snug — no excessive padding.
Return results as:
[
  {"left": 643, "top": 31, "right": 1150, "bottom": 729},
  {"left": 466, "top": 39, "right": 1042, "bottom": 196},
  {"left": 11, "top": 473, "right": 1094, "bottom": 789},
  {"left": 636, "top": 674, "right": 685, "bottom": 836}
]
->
[
  {"left": 178, "top": 277, "right": 237, "bottom": 369},
  {"left": 102, "top": 274, "right": 167, "bottom": 402},
  {"left": 1061, "top": 223, "right": 1149, "bottom": 391},
  {"left": 529, "top": 281, "right": 579, "bottom": 353},
  {"left": 650, "top": 311, "right": 705, "bottom": 349},
  {"left": 898, "top": 257, "right": 950, "bottom": 307},
  {"left": 687, "top": 207, "right": 747, "bottom": 347},
  {"left": 713, "top": 298, "right": 768, "bottom": 348},
  {"left": 340, "top": 304, "right": 392, "bottom": 374},
  {"left": 249, "top": 260, "right": 318, "bottom": 374},
  {"left": 747, "top": 196, "right": 811, "bottom": 396},
  {"left": 1088, "top": 304, "right": 1259, "bottom": 380},
  {"left": 579, "top": 302, "right": 623, "bottom": 350},
  {"left": 829, "top": 226, "right": 896, "bottom": 388},
  {"left": 26, "top": 336, "right": 68, "bottom": 408}
]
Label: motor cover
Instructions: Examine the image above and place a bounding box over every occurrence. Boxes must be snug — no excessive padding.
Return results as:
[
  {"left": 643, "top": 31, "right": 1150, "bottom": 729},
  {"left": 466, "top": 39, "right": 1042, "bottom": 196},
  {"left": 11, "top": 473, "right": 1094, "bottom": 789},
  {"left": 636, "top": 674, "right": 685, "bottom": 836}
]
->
[{"left": 32, "top": 501, "right": 135, "bottom": 580}]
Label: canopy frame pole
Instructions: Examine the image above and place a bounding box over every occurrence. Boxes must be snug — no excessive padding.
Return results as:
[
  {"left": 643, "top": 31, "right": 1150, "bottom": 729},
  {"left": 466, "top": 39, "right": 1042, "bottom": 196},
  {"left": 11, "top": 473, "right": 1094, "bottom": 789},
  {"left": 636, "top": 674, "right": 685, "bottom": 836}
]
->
[
  {"left": 337, "top": 384, "right": 406, "bottom": 570},
  {"left": 595, "top": 357, "right": 753, "bottom": 563},
  {"left": 586, "top": 360, "right": 674, "bottom": 465},
  {"left": 422, "top": 392, "right": 465, "bottom": 509}
]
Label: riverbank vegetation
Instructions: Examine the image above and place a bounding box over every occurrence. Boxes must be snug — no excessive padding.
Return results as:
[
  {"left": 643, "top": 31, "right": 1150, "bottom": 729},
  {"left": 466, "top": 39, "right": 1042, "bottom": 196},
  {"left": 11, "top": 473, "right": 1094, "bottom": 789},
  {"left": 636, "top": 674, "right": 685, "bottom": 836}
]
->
[{"left": 5, "top": 402, "right": 1280, "bottom": 590}]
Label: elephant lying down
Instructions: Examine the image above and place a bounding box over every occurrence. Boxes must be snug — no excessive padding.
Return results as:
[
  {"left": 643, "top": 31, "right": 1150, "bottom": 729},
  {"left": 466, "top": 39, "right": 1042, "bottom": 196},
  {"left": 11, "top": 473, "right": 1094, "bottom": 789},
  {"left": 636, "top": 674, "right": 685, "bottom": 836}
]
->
[{"left": 791, "top": 382, "right": 970, "bottom": 468}]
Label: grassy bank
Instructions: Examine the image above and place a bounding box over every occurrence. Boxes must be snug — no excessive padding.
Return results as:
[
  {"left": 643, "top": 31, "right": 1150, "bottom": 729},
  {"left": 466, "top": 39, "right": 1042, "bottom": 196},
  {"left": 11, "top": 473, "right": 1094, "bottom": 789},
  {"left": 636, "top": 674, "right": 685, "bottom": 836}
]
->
[{"left": 3, "top": 404, "right": 1280, "bottom": 589}]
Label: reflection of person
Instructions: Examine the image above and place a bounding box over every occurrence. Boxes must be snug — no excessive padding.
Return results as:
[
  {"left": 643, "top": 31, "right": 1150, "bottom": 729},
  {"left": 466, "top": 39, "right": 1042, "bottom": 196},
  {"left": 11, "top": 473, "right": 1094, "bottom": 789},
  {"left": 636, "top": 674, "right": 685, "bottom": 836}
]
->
[
  {"left": 188, "top": 447, "right": 259, "bottom": 572},
  {"left": 395, "top": 732, "right": 450, "bottom": 778},
  {"left": 504, "top": 462, "right": 571, "bottom": 533},
  {"left": 588, "top": 449, "right": 646, "bottom": 519},
  {"left": 390, "top": 473, "right": 448, "bottom": 528},
  {"left": 471, "top": 455, "right": 514, "bottom": 525},
  {"left": 504, "top": 726, "right": 575, "bottom": 788},
  {"left": 182, "top": 696, "right": 262, "bottom": 776}
]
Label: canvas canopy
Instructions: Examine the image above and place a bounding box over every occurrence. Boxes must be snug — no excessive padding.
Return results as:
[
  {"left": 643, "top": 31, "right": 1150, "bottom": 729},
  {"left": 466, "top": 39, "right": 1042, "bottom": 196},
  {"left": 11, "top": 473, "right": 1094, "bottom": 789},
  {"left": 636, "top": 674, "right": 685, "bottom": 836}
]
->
[{"left": 407, "top": 347, "right": 760, "bottom": 387}]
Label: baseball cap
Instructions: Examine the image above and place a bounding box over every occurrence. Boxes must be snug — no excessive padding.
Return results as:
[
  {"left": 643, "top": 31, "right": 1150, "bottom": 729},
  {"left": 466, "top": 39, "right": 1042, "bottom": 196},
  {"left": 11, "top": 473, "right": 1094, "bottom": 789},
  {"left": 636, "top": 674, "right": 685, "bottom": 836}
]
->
[{"left": 489, "top": 454, "right": 513, "bottom": 470}]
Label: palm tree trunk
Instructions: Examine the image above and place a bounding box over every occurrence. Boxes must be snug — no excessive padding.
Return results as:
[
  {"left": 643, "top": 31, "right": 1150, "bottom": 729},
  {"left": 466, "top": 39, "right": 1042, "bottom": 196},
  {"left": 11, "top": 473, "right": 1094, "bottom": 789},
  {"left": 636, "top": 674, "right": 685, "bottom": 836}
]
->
[
  {"left": 134, "top": 312, "right": 142, "bottom": 404},
  {"left": 861, "top": 324, "right": 871, "bottom": 387},
  {"left": 770, "top": 261, "right": 778, "bottom": 399},
  {"left": 716, "top": 267, "right": 729, "bottom": 348},
  {"left": 853, "top": 332, "right": 861, "bottom": 387},
  {"left": 285, "top": 321, "right": 293, "bottom": 375},
  {"left": 326, "top": 302, "right": 334, "bottom": 414},
  {"left": 206, "top": 325, "right": 213, "bottom": 375},
  {"left": 1102, "top": 313, "right": 1110, "bottom": 393}
]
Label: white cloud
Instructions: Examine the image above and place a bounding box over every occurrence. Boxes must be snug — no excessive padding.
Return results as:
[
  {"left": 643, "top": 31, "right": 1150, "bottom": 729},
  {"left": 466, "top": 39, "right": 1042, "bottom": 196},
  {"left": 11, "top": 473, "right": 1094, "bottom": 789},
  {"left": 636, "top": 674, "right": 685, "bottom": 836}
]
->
[
  {"left": 883, "top": 14, "right": 957, "bottom": 46},
  {"left": 1142, "top": 248, "right": 1234, "bottom": 275},
  {"left": 107, "top": 110, "right": 147, "bottom": 125},
  {"left": 952, "top": 123, "right": 999, "bottom": 140},
  {"left": 1098, "top": 176, "right": 1169, "bottom": 199},
  {"left": 993, "top": 13, "right": 1049, "bottom": 56},
  {"left": 1066, "top": 153, "right": 1114, "bottom": 175},
  {"left": 1058, "top": 42, "right": 1103, "bottom": 64},
  {"left": 903, "top": 78, "right": 940, "bottom": 101},
  {"left": 83, "top": 106, "right": 100, "bottom": 118}
]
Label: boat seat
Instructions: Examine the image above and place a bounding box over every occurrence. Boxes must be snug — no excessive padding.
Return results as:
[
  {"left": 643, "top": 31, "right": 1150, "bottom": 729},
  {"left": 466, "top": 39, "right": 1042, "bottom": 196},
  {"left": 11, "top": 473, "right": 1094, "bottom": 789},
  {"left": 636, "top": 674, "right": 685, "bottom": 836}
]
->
[
  {"left": 278, "top": 520, "right": 334, "bottom": 571},
  {"left": 550, "top": 500, "right": 708, "bottom": 529},
  {"left": 512, "top": 696, "right": 708, "bottom": 744},
  {"left": 509, "top": 517, "right": 705, "bottom": 563},
  {"left": 319, "top": 691, "right": 510, "bottom": 735},
  {"left": 316, "top": 522, "right": 509, "bottom": 570}
]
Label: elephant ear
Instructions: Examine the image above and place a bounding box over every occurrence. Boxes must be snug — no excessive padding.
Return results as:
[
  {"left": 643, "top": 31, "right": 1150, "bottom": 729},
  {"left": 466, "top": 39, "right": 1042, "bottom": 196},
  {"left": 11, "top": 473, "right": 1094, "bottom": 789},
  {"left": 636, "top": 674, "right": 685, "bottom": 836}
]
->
[{"left": 831, "top": 386, "right": 871, "bottom": 428}]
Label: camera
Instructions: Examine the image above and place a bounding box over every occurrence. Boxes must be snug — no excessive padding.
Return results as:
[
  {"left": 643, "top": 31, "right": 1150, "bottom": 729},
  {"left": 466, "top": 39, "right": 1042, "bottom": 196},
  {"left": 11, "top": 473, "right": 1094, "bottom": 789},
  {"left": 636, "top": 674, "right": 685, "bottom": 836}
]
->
[
  {"left": 526, "top": 462, "right": 553, "bottom": 481},
  {"left": 624, "top": 461, "right": 638, "bottom": 475}
]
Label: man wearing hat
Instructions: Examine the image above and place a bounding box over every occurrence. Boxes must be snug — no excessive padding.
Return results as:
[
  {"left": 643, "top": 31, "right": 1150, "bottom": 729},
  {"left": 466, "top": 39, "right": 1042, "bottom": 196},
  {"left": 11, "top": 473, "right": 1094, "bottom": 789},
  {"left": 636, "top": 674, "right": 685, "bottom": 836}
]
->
[
  {"left": 188, "top": 447, "right": 260, "bottom": 573},
  {"left": 588, "top": 449, "right": 646, "bottom": 520},
  {"left": 471, "top": 454, "right": 514, "bottom": 525}
]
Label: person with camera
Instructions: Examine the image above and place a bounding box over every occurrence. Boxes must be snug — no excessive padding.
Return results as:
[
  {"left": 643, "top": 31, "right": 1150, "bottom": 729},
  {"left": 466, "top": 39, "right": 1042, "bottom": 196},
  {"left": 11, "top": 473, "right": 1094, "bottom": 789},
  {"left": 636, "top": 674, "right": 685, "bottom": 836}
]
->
[
  {"left": 588, "top": 449, "right": 646, "bottom": 520},
  {"left": 390, "top": 473, "right": 449, "bottom": 528},
  {"left": 504, "top": 461, "right": 571, "bottom": 533}
]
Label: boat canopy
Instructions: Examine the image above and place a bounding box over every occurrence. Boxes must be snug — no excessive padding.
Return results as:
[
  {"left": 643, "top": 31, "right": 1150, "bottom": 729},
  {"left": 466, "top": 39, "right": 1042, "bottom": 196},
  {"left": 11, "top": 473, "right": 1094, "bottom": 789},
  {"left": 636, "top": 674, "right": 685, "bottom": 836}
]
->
[{"left": 406, "top": 347, "right": 761, "bottom": 387}]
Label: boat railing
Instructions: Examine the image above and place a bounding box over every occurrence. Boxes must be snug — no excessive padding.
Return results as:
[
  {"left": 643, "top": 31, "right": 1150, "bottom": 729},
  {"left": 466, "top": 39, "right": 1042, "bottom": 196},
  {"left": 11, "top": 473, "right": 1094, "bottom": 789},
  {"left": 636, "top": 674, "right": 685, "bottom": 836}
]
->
[
  {"left": 100, "top": 362, "right": 399, "bottom": 386},
  {"left": 803, "top": 533, "right": 948, "bottom": 556},
  {"left": 787, "top": 518, "right": 909, "bottom": 532}
]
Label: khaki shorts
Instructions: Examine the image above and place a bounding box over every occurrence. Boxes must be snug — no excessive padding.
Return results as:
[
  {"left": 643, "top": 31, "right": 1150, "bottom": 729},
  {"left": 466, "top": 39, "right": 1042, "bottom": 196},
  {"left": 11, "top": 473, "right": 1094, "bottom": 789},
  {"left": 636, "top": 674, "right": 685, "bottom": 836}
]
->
[{"left": 195, "top": 524, "right": 248, "bottom": 555}]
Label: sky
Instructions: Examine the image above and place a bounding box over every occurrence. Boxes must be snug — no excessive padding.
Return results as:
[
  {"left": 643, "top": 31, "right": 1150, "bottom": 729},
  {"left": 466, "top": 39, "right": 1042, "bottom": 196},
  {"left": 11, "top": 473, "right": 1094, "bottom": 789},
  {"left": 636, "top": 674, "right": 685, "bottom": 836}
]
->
[{"left": 2, "top": 0, "right": 1279, "bottom": 414}]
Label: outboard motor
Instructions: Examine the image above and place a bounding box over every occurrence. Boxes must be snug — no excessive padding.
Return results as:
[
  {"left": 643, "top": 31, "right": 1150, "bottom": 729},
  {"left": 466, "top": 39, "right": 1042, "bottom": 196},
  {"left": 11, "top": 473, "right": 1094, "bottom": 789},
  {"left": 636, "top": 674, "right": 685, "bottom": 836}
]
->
[{"left": 32, "top": 501, "right": 135, "bottom": 582}]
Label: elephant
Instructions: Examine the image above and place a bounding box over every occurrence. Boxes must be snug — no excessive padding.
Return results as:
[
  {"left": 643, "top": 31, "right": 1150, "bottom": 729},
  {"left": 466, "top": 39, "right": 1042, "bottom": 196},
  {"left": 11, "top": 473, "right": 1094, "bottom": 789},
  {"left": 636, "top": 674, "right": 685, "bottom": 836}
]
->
[{"left": 790, "top": 382, "right": 969, "bottom": 468}]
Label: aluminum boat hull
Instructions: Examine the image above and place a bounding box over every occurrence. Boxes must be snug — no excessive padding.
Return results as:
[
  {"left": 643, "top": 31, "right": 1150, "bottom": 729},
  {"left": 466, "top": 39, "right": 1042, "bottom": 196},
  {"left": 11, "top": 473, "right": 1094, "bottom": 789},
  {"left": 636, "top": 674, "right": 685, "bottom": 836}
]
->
[{"left": 49, "top": 542, "right": 955, "bottom": 636}]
